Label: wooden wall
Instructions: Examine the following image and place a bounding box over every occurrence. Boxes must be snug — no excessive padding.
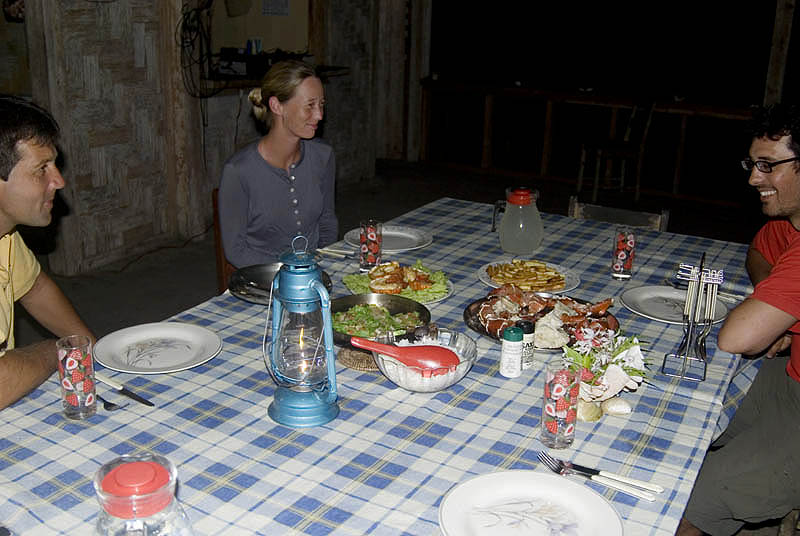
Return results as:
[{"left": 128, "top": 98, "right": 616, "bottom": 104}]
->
[{"left": 24, "top": 0, "right": 207, "bottom": 276}]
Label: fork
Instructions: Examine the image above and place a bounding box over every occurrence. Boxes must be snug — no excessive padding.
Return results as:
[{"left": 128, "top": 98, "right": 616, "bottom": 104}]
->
[
  {"left": 538, "top": 451, "right": 656, "bottom": 501},
  {"left": 96, "top": 394, "right": 128, "bottom": 411}
]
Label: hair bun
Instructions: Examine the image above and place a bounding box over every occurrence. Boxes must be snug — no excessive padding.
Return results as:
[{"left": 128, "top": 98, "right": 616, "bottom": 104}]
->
[
  {"left": 248, "top": 87, "right": 263, "bottom": 106},
  {"left": 248, "top": 87, "right": 268, "bottom": 121}
]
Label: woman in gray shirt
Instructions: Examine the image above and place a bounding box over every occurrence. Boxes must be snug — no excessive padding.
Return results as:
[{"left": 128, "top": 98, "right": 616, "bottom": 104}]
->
[{"left": 218, "top": 60, "right": 338, "bottom": 267}]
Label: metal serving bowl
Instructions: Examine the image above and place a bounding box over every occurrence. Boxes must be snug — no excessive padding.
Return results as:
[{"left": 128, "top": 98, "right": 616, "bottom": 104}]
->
[
  {"left": 228, "top": 263, "right": 333, "bottom": 305},
  {"left": 330, "top": 293, "right": 431, "bottom": 347}
]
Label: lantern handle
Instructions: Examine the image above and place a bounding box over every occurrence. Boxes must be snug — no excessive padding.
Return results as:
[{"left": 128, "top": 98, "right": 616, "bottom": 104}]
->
[
  {"left": 311, "top": 279, "right": 338, "bottom": 403},
  {"left": 291, "top": 235, "right": 309, "bottom": 254}
]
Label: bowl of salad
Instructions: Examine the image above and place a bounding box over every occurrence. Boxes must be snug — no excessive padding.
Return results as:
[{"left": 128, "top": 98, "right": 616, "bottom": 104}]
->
[{"left": 331, "top": 293, "right": 431, "bottom": 347}]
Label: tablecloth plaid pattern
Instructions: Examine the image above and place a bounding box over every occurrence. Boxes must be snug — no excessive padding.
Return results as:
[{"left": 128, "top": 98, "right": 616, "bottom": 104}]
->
[{"left": 0, "top": 197, "right": 757, "bottom": 535}]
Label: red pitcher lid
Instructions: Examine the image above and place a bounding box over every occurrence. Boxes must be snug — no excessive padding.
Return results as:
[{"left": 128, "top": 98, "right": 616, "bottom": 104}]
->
[
  {"left": 101, "top": 460, "right": 172, "bottom": 518},
  {"left": 507, "top": 187, "right": 532, "bottom": 205}
]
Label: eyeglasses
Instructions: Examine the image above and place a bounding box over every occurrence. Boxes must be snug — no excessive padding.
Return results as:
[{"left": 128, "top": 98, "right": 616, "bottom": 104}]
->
[{"left": 741, "top": 156, "right": 800, "bottom": 173}]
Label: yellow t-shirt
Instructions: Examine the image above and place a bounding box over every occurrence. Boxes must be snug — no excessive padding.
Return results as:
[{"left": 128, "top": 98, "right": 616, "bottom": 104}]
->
[{"left": 0, "top": 232, "right": 41, "bottom": 356}]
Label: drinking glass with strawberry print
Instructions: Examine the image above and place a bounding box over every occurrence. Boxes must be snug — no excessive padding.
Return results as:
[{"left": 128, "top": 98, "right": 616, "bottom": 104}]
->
[
  {"left": 56, "top": 335, "right": 96, "bottom": 419},
  {"left": 359, "top": 220, "right": 382, "bottom": 271},
  {"left": 611, "top": 227, "right": 635, "bottom": 280},
  {"left": 540, "top": 360, "right": 578, "bottom": 449}
]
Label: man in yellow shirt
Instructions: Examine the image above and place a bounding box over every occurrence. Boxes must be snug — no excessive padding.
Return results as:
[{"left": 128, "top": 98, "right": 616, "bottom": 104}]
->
[{"left": 0, "top": 95, "right": 93, "bottom": 409}]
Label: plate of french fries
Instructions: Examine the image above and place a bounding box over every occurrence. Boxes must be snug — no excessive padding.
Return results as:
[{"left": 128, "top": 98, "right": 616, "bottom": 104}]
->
[{"left": 476, "top": 259, "right": 580, "bottom": 292}]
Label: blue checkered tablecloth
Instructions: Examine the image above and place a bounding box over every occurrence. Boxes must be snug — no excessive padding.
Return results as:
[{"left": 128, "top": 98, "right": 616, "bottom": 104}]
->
[{"left": 0, "top": 197, "right": 759, "bottom": 535}]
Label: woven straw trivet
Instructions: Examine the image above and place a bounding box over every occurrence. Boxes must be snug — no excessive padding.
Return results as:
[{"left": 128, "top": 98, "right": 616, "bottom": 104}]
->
[{"left": 337, "top": 347, "right": 379, "bottom": 372}]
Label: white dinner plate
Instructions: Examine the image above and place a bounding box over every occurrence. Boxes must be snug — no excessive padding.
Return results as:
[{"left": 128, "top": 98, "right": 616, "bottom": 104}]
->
[
  {"left": 439, "top": 470, "right": 623, "bottom": 536},
  {"left": 344, "top": 225, "right": 433, "bottom": 253},
  {"left": 94, "top": 322, "right": 223, "bottom": 374},
  {"left": 619, "top": 285, "right": 728, "bottom": 325},
  {"left": 476, "top": 261, "right": 580, "bottom": 293}
]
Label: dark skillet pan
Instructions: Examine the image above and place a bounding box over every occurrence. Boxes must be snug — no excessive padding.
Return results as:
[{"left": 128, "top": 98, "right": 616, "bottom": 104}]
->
[
  {"left": 229, "top": 263, "right": 333, "bottom": 305},
  {"left": 330, "top": 293, "right": 431, "bottom": 347}
]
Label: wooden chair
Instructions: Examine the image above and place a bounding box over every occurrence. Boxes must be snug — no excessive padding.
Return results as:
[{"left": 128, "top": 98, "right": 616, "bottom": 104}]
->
[
  {"left": 568, "top": 195, "right": 669, "bottom": 232},
  {"left": 212, "top": 188, "right": 237, "bottom": 293},
  {"left": 576, "top": 101, "right": 655, "bottom": 204}
]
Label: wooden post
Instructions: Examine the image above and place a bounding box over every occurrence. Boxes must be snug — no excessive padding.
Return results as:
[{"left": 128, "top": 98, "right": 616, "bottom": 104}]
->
[
  {"left": 406, "top": 0, "right": 432, "bottom": 162},
  {"left": 764, "top": 0, "right": 794, "bottom": 105},
  {"left": 481, "top": 93, "right": 494, "bottom": 169},
  {"left": 673, "top": 115, "right": 688, "bottom": 195},
  {"left": 540, "top": 99, "right": 553, "bottom": 177},
  {"left": 419, "top": 83, "right": 431, "bottom": 161}
]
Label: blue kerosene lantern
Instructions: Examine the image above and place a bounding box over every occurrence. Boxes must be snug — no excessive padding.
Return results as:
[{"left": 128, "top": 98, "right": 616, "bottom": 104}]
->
[{"left": 266, "top": 238, "right": 339, "bottom": 427}]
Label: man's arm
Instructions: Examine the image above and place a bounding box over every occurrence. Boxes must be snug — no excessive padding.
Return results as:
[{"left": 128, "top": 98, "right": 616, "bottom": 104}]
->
[
  {"left": 718, "top": 297, "right": 796, "bottom": 355},
  {"left": 0, "top": 272, "right": 94, "bottom": 410},
  {"left": 18, "top": 271, "right": 92, "bottom": 341},
  {"left": 0, "top": 340, "right": 58, "bottom": 409},
  {"left": 738, "top": 244, "right": 793, "bottom": 356},
  {"left": 746, "top": 246, "right": 772, "bottom": 285}
]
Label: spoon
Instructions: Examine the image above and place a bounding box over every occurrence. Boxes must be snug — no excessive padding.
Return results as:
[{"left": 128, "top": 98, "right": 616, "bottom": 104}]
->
[
  {"left": 96, "top": 394, "right": 128, "bottom": 411},
  {"left": 350, "top": 336, "right": 460, "bottom": 371}
]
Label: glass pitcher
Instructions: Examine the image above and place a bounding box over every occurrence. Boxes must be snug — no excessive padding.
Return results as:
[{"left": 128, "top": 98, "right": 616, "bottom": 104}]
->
[{"left": 492, "top": 187, "right": 544, "bottom": 256}]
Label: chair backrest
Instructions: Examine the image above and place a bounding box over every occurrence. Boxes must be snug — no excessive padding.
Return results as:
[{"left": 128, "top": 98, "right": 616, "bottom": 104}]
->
[
  {"left": 568, "top": 195, "right": 669, "bottom": 231},
  {"left": 212, "top": 188, "right": 237, "bottom": 293}
]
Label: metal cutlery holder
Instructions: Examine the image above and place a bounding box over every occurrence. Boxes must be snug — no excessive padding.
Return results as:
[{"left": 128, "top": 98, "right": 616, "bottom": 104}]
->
[{"left": 661, "top": 256, "right": 724, "bottom": 382}]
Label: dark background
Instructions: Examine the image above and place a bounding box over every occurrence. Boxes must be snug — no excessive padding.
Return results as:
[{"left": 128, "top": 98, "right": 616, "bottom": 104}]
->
[
  {"left": 430, "top": 3, "right": 794, "bottom": 106},
  {"left": 423, "top": 3, "right": 800, "bottom": 242}
]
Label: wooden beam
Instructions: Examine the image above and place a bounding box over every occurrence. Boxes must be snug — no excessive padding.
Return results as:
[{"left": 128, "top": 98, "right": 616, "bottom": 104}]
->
[
  {"left": 540, "top": 100, "right": 553, "bottom": 176},
  {"left": 308, "top": 0, "right": 329, "bottom": 62},
  {"left": 673, "top": 115, "right": 688, "bottom": 195},
  {"left": 406, "top": 0, "right": 432, "bottom": 161},
  {"left": 481, "top": 93, "right": 494, "bottom": 169},
  {"left": 764, "top": 0, "right": 795, "bottom": 105}
]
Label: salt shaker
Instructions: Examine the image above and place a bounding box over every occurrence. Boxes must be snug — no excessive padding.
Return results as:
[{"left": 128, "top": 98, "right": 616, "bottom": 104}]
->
[
  {"left": 500, "top": 326, "right": 523, "bottom": 378},
  {"left": 93, "top": 454, "right": 195, "bottom": 536}
]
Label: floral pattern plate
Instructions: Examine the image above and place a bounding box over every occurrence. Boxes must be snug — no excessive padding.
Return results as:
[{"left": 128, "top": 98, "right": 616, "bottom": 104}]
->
[
  {"left": 439, "top": 471, "right": 623, "bottom": 536},
  {"left": 94, "top": 322, "right": 222, "bottom": 374}
]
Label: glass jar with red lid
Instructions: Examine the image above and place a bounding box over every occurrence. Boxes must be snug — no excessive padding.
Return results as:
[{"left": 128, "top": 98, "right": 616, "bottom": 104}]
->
[{"left": 93, "top": 453, "right": 195, "bottom": 536}]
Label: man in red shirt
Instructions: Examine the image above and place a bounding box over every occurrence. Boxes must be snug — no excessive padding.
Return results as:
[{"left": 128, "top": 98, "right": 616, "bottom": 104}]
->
[{"left": 678, "top": 104, "right": 800, "bottom": 535}]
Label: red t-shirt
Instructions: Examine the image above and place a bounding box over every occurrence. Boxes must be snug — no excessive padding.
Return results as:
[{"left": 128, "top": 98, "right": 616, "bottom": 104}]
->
[{"left": 751, "top": 219, "right": 800, "bottom": 381}]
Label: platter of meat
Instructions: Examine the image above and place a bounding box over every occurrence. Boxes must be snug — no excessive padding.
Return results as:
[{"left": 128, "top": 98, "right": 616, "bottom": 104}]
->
[{"left": 463, "top": 284, "right": 618, "bottom": 352}]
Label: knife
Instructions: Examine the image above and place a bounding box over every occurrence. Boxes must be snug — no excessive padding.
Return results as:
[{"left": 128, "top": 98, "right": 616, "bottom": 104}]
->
[
  {"left": 316, "top": 247, "right": 353, "bottom": 259},
  {"left": 584, "top": 475, "right": 657, "bottom": 502},
  {"left": 563, "top": 460, "right": 664, "bottom": 493},
  {"left": 95, "top": 373, "right": 155, "bottom": 407}
]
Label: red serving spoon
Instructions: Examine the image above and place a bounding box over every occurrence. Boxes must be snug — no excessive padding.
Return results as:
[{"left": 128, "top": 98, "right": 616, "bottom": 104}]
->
[{"left": 350, "top": 336, "right": 460, "bottom": 371}]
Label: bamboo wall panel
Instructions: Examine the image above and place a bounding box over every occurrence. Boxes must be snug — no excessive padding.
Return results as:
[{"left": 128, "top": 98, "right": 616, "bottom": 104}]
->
[{"left": 25, "top": 0, "right": 209, "bottom": 276}]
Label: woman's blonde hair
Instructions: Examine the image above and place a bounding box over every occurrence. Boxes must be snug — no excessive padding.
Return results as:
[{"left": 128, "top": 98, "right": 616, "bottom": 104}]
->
[{"left": 248, "top": 60, "right": 318, "bottom": 129}]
